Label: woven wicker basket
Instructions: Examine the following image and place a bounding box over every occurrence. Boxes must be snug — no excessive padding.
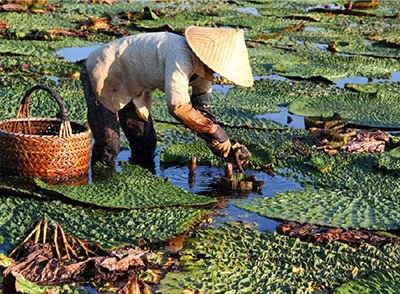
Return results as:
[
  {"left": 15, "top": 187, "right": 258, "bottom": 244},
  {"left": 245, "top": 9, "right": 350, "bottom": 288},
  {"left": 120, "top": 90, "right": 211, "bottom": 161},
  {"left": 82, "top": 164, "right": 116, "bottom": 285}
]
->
[{"left": 0, "top": 85, "right": 91, "bottom": 180}]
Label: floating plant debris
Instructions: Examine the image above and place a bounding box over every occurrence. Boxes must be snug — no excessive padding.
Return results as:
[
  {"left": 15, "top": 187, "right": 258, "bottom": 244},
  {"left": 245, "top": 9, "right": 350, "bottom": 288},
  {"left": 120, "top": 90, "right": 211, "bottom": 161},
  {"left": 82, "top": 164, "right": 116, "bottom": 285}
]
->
[
  {"left": 277, "top": 221, "right": 400, "bottom": 247},
  {"left": 311, "top": 128, "right": 390, "bottom": 154},
  {"left": 3, "top": 221, "right": 160, "bottom": 292}
]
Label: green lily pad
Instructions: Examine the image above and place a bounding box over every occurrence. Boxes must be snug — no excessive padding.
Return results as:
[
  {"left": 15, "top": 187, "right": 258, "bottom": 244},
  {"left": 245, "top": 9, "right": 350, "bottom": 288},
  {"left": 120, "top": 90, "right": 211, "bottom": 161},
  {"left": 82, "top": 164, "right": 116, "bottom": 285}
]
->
[
  {"left": 158, "top": 223, "right": 400, "bottom": 293},
  {"left": 250, "top": 46, "right": 400, "bottom": 81},
  {"left": 35, "top": 164, "right": 216, "bottom": 209},
  {"left": 288, "top": 91, "right": 400, "bottom": 128},
  {"left": 376, "top": 147, "right": 400, "bottom": 175},
  {"left": 237, "top": 188, "right": 400, "bottom": 230},
  {"left": 0, "top": 195, "right": 207, "bottom": 253},
  {"left": 336, "top": 268, "right": 400, "bottom": 294}
]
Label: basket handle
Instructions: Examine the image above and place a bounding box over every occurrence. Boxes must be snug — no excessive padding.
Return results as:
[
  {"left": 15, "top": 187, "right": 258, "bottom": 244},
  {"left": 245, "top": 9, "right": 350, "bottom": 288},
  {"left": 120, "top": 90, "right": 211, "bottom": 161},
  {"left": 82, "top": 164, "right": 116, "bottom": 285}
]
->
[{"left": 16, "top": 85, "right": 73, "bottom": 137}]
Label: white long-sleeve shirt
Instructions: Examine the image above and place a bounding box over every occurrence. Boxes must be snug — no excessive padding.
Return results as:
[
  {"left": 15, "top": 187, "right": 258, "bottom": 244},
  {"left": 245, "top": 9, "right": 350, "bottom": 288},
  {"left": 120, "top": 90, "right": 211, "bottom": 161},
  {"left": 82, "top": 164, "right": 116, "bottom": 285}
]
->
[{"left": 85, "top": 32, "right": 213, "bottom": 119}]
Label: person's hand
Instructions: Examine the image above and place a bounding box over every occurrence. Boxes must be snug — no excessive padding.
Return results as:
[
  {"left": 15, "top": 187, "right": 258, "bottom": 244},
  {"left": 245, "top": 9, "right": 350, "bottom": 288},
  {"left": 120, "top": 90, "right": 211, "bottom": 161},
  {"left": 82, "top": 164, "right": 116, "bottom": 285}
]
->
[
  {"left": 230, "top": 142, "right": 252, "bottom": 165},
  {"left": 210, "top": 140, "right": 252, "bottom": 173}
]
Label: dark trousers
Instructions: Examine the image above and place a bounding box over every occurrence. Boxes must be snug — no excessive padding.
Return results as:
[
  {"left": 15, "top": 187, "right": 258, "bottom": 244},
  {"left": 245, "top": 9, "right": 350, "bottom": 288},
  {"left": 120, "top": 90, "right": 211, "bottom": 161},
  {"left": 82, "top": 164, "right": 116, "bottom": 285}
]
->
[{"left": 80, "top": 65, "right": 157, "bottom": 170}]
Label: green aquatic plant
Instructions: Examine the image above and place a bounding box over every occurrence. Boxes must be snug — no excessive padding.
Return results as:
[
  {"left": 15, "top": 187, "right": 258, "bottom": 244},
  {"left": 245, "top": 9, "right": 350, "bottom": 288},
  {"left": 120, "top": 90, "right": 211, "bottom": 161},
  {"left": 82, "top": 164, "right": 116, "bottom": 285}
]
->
[
  {"left": 289, "top": 91, "right": 400, "bottom": 128},
  {"left": 0, "top": 195, "right": 207, "bottom": 253},
  {"left": 231, "top": 128, "right": 400, "bottom": 229},
  {"left": 158, "top": 223, "right": 400, "bottom": 293},
  {"left": 0, "top": 38, "right": 99, "bottom": 58},
  {"left": 35, "top": 164, "right": 216, "bottom": 209},
  {"left": 336, "top": 268, "right": 400, "bottom": 294},
  {"left": 7, "top": 273, "right": 91, "bottom": 294},
  {"left": 238, "top": 188, "right": 400, "bottom": 230},
  {"left": 345, "top": 82, "right": 400, "bottom": 94},
  {"left": 376, "top": 147, "right": 400, "bottom": 175},
  {"left": 249, "top": 46, "right": 400, "bottom": 81}
]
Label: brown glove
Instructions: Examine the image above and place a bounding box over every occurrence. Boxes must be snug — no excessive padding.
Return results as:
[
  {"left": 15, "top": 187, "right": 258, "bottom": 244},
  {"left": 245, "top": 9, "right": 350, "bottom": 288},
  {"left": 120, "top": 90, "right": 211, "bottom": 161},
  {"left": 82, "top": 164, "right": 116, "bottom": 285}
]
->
[
  {"left": 210, "top": 139, "right": 232, "bottom": 158},
  {"left": 172, "top": 104, "right": 218, "bottom": 134}
]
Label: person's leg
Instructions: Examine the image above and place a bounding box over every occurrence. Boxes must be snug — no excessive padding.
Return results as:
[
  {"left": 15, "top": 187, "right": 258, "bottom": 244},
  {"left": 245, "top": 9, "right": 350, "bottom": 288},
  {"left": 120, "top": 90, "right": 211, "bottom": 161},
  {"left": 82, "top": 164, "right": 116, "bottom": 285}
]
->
[
  {"left": 80, "top": 64, "right": 120, "bottom": 167},
  {"left": 118, "top": 102, "right": 157, "bottom": 172}
]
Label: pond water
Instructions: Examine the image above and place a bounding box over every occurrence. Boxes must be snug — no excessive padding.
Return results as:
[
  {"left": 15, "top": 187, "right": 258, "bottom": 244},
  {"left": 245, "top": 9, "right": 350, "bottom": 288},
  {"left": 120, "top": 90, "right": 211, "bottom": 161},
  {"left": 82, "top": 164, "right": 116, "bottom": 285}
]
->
[
  {"left": 112, "top": 145, "right": 304, "bottom": 233},
  {"left": 334, "top": 71, "right": 400, "bottom": 88},
  {"left": 307, "top": 3, "right": 344, "bottom": 10},
  {"left": 305, "top": 26, "right": 326, "bottom": 32},
  {"left": 41, "top": 75, "right": 60, "bottom": 85},
  {"left": 54, "top": 45, "right": 102, "bottom": 62},
  {"left": 255, "top": 106, "right": 306, "bottom": 129},
  {"left": 236, "top": 7, "right": 261, "bottom": 16}
]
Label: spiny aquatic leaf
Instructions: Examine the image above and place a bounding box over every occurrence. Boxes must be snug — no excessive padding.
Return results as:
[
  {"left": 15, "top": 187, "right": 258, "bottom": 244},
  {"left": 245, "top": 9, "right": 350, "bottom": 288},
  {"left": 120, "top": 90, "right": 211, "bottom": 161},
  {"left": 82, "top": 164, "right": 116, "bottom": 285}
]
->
[
  {"left": 10, "top": 273, "right": 91, "bottom": 294},
  {"left": 0, "top": 195, "right": 207, "bottom": 253},
  {"left": 376, "top": 147, "right": 400, "bottom": 175},
  {"left": 249, "top": 46, "right": 400, "bottom": 81},
  {"left": 288, "top": 91, "right": 400, "bottom": 128},
  {"left": 0, "top": 78, "right": 87, "bottom": 123},
  {"left": 35, "top": 164, "right": 216, "bottom": 209},
  {"left": 336, "top": 268, "right": 400, "bottom": 294},
  {"left": 237, "top": 188, "right": 400, "bottom": 230},
  {"left": 344, "top": 81, "right": 400, "bottom": 94},
  {"left": 158, "top": 223, "right": 400, "bottom": 293}
]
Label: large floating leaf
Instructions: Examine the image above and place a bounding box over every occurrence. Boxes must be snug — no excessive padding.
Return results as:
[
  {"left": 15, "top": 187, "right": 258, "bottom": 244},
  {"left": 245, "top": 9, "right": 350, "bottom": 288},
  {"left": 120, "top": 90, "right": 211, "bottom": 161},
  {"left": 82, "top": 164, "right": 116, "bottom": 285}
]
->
[
  {"left": 35, "top": 164, "right": 216, "bottom": 209},
  {"left": 238, "top": 188, "right": 400, "bottom": 230},
  {"left": 376, "top": 147, "right": 400, "bottom": 175},
  {"left": 0, "top": 195, "right": 207, "bottom": 253},
  {"left": 250, "top": 46, "right": 400, "bottom": 81},
  {"left": 158, "top": 224, "right": 400, "bottom": 293},
  {"left": 336, "top": 268, "right": 400, "bottom": 294},
  {"left": 288, "top": 91, "right": 400, "bottom": 128}
]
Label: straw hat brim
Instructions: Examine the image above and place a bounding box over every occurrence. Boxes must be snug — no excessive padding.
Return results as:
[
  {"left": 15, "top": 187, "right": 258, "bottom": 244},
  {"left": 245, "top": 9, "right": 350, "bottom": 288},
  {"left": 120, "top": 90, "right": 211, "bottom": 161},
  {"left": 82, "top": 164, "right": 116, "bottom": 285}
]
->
[{"left": 185, "top": 26, "right": 254, "bottom": 87}]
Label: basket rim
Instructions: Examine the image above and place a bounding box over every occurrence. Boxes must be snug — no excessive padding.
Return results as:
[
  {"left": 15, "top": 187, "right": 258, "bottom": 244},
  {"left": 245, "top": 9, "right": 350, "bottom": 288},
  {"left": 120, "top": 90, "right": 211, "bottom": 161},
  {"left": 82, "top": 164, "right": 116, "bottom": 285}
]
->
[{"left": 0, "top": 117, "right": 91, "bottom": 138}]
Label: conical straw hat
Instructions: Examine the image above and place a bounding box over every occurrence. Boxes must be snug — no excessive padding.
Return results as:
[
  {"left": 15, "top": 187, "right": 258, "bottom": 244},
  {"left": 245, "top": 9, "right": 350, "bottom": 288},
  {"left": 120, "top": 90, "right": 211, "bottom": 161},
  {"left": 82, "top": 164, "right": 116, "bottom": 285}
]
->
[{"left": 185, "top": 26, "right": 254, "bottom": 87}]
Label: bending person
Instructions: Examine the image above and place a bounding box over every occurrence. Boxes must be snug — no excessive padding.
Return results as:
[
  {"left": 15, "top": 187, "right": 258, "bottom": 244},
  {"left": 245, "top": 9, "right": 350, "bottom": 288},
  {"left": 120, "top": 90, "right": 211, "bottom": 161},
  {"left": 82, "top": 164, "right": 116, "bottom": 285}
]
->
[{"left": 80, "top": 26, "right": 254, "bottom": 171}]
